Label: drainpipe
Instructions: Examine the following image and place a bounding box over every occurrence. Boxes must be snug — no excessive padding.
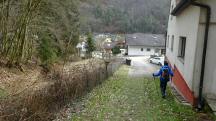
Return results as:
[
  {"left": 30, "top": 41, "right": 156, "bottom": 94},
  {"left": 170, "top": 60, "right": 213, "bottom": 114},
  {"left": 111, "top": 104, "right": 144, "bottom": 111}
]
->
[
  {"left": 165, "top": 31, "right": 167, "bottom": 55},
  {"left": 190, "top": 2, "right": 211, "bottom": 110}
]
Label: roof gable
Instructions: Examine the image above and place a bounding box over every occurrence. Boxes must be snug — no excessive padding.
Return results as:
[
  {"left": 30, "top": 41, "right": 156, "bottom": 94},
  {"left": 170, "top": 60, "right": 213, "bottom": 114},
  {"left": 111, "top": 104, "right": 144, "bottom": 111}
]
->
[{"left": 126, "top": 33, "right": 165, "bottom": 47}]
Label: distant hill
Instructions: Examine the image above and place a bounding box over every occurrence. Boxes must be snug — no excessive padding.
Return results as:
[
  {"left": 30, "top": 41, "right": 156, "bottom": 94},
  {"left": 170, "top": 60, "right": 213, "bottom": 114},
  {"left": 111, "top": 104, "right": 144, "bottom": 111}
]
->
[{"left": 79, "top": 0, "right": 170, "bottom": 34}]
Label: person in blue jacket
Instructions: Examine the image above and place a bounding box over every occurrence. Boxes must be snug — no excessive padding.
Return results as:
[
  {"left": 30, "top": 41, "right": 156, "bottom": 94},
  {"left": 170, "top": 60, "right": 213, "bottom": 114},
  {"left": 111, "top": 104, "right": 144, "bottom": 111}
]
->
[{"left": 153, "top": 61, "right": 174, "bottom": 98}]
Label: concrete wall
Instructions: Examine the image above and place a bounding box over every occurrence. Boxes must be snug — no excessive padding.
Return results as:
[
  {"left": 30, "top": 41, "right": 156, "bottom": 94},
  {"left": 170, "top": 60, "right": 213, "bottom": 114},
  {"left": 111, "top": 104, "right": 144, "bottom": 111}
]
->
[
  {"left": 167, "top": 0, "right": 216, "bottom": 104},
  {"left": 166, "top": 0, "right": 201, "bottom": 94},
  {"left": 198, "top": 0, "right": 216, "bottom": 99},
  {"left": 128, "top": 45, "right": 162, "bottom": 56}
]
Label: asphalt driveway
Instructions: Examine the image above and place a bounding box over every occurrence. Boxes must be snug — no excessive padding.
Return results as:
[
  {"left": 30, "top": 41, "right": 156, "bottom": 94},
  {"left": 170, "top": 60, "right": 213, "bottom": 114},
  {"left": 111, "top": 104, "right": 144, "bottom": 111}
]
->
[{"left": 128, "top": 56, "right": 160, "bottom": 77}]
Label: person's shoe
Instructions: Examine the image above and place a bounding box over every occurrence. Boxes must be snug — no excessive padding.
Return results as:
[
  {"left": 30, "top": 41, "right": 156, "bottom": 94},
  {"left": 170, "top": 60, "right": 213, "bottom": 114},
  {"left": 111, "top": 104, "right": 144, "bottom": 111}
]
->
[{"left": 162, "top": 95, "right": 166, "bottom": 99}]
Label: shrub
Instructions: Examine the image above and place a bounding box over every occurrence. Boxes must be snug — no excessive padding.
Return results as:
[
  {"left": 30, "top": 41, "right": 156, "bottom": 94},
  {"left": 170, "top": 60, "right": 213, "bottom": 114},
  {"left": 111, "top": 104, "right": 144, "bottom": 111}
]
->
[
  {"left": 38, "top": 33, "right": 57, "bottom": 67},
  {"left": 112, "top": 46, "right": 121, "bottom": 55}
]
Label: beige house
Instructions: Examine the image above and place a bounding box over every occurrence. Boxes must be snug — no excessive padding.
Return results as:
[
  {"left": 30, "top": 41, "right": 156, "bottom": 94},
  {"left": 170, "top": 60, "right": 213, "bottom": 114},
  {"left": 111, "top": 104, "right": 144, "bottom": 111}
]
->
[{"left": 166, "top": 0, "right": 216, "bottom": 110}]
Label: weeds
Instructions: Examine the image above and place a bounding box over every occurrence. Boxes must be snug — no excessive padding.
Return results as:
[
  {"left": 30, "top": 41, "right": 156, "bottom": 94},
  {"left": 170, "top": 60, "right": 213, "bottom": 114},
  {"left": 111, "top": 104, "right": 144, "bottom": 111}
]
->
[{"left": 0, "top": 59, "right": 110, "bottom": 121}]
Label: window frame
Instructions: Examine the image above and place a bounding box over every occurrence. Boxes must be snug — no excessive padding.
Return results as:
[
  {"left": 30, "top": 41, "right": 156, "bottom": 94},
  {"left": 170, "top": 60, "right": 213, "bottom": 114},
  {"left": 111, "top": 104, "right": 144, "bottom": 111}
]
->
[
  {"left": 178, "top": 36, "right": 187, "bottom": 61},
  {"left": 171, "top": 35, "right": 174, "bottom": 52},
  {"left": 166, "top": 35, "right": 169, "bottom": 48}
]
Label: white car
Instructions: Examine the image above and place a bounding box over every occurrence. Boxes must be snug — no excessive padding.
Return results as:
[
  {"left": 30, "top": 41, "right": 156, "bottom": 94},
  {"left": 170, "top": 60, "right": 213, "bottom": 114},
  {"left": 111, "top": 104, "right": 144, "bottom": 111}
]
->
[{"left": 149, "top": 56, "right": 165, "bottom": 66}]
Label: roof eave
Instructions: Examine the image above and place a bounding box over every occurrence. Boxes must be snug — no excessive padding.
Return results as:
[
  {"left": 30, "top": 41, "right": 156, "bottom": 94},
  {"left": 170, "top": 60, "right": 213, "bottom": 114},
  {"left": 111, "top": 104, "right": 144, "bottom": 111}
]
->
[{"left": 171, "top": 0, "right": 192, "bottom": 16}]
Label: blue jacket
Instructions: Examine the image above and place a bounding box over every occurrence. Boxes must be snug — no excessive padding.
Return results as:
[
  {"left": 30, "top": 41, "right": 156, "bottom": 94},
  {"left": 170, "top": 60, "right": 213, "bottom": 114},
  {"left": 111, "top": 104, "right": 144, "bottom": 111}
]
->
[{"left": 153, "top": 65, "right": 174, "bottom": 81}]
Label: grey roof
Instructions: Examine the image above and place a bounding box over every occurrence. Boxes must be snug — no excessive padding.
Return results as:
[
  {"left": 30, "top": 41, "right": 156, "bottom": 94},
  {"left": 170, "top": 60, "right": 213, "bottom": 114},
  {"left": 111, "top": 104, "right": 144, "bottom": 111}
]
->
[{"left": 126, "top": 33, "right": 165, "bottom": 47}]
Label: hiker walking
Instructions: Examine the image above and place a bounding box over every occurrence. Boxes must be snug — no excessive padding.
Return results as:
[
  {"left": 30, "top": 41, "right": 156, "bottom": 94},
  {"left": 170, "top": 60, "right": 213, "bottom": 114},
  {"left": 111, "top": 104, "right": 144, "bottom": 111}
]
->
[{"left": 153, "top": 61, "right": 174, "bottom": 98}]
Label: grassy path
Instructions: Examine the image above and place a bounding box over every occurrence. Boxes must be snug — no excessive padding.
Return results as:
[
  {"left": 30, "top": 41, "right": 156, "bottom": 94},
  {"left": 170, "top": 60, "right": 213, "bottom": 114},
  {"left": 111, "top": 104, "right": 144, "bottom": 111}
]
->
[{"left": 71, "top": 66, "right": 214, "bottom": 121}]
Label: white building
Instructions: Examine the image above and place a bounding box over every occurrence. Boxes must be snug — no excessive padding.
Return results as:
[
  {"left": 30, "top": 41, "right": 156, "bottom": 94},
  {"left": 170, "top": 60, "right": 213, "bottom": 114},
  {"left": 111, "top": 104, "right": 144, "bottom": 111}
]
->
[
  {"left": 166, "top": 0, "right": 216, "bottom": 110},
  {"left": 126, "top": 33, "right": 165, "bottom": 56},
  {"left": 76, "top": 42, "right": 87, "bottom": 58}
]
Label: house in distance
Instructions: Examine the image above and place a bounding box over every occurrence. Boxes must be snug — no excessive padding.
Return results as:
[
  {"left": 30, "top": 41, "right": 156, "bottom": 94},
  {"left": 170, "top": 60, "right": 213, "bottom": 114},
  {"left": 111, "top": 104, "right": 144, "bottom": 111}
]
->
[{"left": 126, "top": 33, "right": 165, "bottom": 56}]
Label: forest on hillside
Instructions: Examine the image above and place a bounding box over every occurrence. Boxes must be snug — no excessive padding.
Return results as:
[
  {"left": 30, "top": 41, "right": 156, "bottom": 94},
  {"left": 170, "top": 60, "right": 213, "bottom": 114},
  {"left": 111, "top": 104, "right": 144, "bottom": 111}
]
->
[
  {"left": 0, "top": 1, "right": 172, "bottom": 120},
  {"left": 0, "top": 0, "right": 170, "bottom": 67},
  {"left": 80, "top": 0, "right": 170, "bottom": 34},
  {"left": 0, "top": 0, "right": 80, "bottom": 68}
]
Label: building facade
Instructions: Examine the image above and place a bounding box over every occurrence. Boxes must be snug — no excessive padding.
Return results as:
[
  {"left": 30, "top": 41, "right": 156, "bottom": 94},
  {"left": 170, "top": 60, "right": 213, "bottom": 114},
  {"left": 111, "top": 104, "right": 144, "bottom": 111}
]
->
[
  {"left": 167, "top": 0, "right": 216, "bottom": 109},
  {"left": 126, "top": 33, "right": 165, "bottom": 56}
]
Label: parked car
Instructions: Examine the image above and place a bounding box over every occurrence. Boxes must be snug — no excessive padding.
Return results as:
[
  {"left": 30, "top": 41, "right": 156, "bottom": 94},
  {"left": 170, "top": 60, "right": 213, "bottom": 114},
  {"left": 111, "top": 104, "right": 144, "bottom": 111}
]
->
[{"left": 149, "top": 56, "right": 164, "bottom": 66}]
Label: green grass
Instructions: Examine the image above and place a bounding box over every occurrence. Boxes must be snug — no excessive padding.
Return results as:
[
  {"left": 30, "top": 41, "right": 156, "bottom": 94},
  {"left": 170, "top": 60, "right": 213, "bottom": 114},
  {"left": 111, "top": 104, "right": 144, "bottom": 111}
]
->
[{"left": 71, "top": 66, "right": 214, "bottom": 121}]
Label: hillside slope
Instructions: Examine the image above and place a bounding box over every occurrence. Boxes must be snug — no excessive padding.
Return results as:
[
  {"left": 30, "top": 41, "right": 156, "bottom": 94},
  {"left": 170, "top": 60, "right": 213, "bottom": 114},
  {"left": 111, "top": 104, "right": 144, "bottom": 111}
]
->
[{"left": 80, "top": 0, "right": 170, "bottom": 33}]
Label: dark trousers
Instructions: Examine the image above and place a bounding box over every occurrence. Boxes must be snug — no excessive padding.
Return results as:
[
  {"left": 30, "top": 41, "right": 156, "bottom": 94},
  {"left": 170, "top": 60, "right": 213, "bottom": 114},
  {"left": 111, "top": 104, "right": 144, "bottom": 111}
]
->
[{"left": 160, "top": 80, "right": 168, "bottom": 97}]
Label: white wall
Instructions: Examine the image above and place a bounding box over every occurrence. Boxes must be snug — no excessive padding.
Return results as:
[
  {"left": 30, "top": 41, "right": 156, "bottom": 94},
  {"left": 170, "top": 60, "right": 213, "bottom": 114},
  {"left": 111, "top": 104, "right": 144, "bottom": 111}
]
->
[
  {"left": 166, "top": 0, "right": 201, "bottom": 94},
  {"left": 198, "top": 0, "right": 216, "bottom": 98},
  {"left": 203, "top": 25, "right": 216, "bottom": 98},
  {"left": 128, "top": 46, "right": 160, "bottom": 56},
  {"left": 167, "top": 0, "right": 216, "bottom": 99},
  {"left": 193, "top": 23, "right": 205, "bottom": 97}
]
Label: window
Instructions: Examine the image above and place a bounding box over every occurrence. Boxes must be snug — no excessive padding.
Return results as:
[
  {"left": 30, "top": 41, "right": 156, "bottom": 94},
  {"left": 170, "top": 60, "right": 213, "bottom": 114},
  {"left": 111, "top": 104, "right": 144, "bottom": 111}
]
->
[
  {"left": 141, "top": 48, "right": 144, "bottom": 51},
  {"left": 147, "top": 48, "right": 151, "bottom": 51},
  {"left": 166, "top": 35, "right": 169, "bottom": 48},
  {"left": 161, "top": 49, "right": 166, "bottom": 55},
  {"left": 178, "top": 37, "right": 186, "bottom": 60},
  {"left": 171, "top": 35, "right": 174, "bottom": 52},
  {"left": 154, "top": 58, "right": 160, "bottom": 60},
  {"left": 155, "top": 48, "right": 160, "bottom": 53}
]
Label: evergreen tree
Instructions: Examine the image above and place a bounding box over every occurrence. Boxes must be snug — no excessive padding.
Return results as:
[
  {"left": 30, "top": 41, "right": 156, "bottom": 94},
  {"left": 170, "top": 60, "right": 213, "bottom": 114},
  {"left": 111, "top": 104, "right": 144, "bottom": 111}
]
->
[
  {"left": 38, "top": 32, "right": 57, "bottom": 67},
  {"left": 86, "top": 33, "right": 95, "bottom": 57},
  {"left": 112, "top": 46, "right": 121, "bottom": 55}
]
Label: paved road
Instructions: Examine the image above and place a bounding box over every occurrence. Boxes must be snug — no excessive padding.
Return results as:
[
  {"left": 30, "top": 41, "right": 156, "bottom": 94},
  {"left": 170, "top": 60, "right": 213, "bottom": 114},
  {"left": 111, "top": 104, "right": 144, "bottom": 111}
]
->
[{"left": 128, "top": 56, "right": 160, "bottom": 77}]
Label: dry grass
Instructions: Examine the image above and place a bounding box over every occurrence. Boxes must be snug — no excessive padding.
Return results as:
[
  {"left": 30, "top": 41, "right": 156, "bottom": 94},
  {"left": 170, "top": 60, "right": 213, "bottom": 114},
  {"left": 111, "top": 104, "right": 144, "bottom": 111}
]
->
[{"left": 0, "top": 59, "right": 110, "bottom": 121}]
